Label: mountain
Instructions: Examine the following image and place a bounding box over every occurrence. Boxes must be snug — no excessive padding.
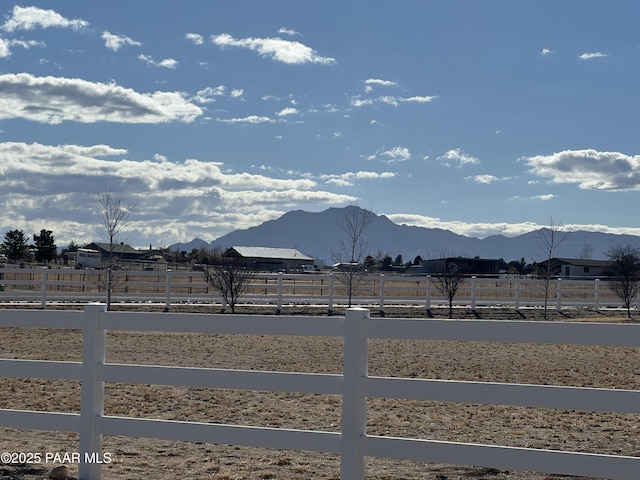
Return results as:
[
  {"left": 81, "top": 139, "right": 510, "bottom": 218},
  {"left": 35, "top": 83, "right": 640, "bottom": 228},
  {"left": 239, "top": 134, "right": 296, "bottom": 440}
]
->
[{"left": 170, "top": 207, "right": 640, "bottom": 263}]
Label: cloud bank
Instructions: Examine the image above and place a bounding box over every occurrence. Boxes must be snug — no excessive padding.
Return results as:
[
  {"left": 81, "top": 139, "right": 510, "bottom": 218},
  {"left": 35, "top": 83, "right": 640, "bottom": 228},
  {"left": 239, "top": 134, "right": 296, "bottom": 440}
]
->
[
  {"left": 525, "top": 149, "right": 640, "bottom": 190},
  {"left": 0, "top": 73, "right": 202, "bottom": 124},
  {"left": 0, "top": 142, "right": 366, "bottom": 246}
]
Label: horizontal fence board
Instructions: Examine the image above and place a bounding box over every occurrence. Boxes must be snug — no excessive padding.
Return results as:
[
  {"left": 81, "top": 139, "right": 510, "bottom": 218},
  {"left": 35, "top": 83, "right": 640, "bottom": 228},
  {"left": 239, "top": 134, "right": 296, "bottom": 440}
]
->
[
  {"left": 100, "top": 364, "right": 343, "bottom": 395},
  {"left": 98, "top": 416, "right": 341, "bottom": 453},
  {"left": 100, "top": 311, "right": 345, "bottom": 336},
  {"left": 0, "top": 309, "right": 84, "bottom": 329},
  {"left": 365, "top": 377, "right": 640, "bottom": 413},
  {"left": 367, "top": 318, "right": 640, "bottom": 346},
  {"left": 0, "top": 359, "right": 82, "bottom": 380},
  {"left": 363, "top": 436, "right": 640, "bottom": 480},
  {"left": 0, "top": 409, "right": 80, "bottom": 432}
]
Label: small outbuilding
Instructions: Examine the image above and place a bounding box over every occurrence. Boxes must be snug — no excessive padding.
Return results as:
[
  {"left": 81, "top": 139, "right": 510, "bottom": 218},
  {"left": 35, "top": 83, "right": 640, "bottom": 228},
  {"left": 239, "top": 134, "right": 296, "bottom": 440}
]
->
[
  {"left": 411, "top": 257, "right": 502, "bottom": 277},
  {"left": 550, "top": 258, "right": 611, "bottom": 279}
]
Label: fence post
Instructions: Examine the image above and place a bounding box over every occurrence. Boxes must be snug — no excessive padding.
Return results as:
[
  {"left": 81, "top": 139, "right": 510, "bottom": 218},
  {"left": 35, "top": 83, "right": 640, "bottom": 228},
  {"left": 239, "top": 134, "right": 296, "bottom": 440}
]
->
[
  {"left": 164, "top": 270, "right": 172, "bottom": 312},
  {"left": 471, "top": 276, "right": 477, "bottom": 310},
  {"left": 425, "top": 275, "right": 431, "bottom": 311},
  {"left": 328, "top": 273, "right": 334, "bottom": 315},
  {"left": 40, "top": 267, "right": 48, "bottom": 309},
  {"left": 276, "top": 272, "right": 283, "bottom": 315},
  {"left": 556, "top": 278, "right": 562, "bottom": 311},
  {"left": 378, "top": 274, "right": 385, "bottom": 317},
  {"left": 594, "top": 278, "right": 600, "bottom": 310},
  {"left": 79, "top": 303, "right": 107, "bottom": 480},
  {"left": 341, "top": 307, "right": 368, "bottom": 480},
  {"left": 514, "top": 277, "right": 520, "bottom": 310}
]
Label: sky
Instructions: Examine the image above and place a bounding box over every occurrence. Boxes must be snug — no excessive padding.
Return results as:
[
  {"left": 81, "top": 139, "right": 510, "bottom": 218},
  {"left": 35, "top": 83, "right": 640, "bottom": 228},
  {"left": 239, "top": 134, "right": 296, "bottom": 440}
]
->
[{"left": 1, "top": 1, "right": 640, "bottom": 249}]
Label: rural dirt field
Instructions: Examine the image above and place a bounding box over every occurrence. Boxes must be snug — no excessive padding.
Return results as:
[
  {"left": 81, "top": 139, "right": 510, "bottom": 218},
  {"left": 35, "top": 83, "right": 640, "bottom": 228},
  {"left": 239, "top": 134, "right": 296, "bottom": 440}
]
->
[{"left": 1, "top": 304, "right": 639, "bottom": 480}]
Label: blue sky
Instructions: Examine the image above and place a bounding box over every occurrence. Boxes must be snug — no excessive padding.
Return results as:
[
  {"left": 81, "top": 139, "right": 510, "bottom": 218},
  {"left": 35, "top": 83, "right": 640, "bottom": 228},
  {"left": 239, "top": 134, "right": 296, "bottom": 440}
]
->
[{"left": 1, "top": 1, "right": 640, "bottom": 249}]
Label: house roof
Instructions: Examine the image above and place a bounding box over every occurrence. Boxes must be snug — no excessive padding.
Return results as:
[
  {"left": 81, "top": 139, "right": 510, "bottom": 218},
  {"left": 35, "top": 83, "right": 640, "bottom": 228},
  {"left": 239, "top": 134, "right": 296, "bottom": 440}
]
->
[
  {"left": 552, "top": 258, "right": 610, "bottom": 267},
  {"left": 227, "top": 246, "right": 314, "bottom": 261},
  {"left": 87, "top": 242, "right": 141, "bottom": 255}
]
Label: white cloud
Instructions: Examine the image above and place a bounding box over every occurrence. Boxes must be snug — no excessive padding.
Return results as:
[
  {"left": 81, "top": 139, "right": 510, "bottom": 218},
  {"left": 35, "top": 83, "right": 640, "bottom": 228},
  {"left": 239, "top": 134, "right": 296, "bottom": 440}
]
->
[
  {"left": 216, "top": 115, "right": 277, "bottom": 124},
  {"left": 541, "top": 48, "right": 553, "bottom": 56},
  {"left": 525, "top": 149, "right": 640, "bottom": 190},
  {"left": 579, "top": 52, "right": 608, "bottom": 60},
  {"left": 532, "top": 194, "right": 555, "bottom": 200},
  {"left": 211, "top": 33, "right": 336, "bottom": 65},
  {"left": 351, "top": 94, "right": 437, "bottom": 107},
  {"left": 0, "top": 73, "right": 202, "bottom": 124},
  {"left": 1, "top": 5, "right": 88, "bottom": 32},
  {"left": 368, "top": 146, "right": 411, "bottom": 163},
  {"left": 0, "top": 38, "right": 46, "bottom": 57},
  {"left": 320, "top": 171, "right": 396, "bottom": 187},
  {"left": 185, "top": 33, "right": 204, "bottom": 45},
  {"left": 437, "top": 149, "right": 480, "bottom": 166},
  {"left": 386, "top": 213, "right": 541, "bottom": 238},
  {"left": 350, "top": 97, "right": 374, "bottom": 107},
  {"left": 230, "top": 88, "right": 244, "bottom": 98},
  {"left": 193, "top": 85, "right": 226, "bottom": 103},
  {"left": 403, "top": 95, "right": 437, "bottom": 103},
  {"left": 0, "top": 38, "right": 9, "bottom": 57},
  {"left": 384, "top": 213, "right": 640, "bottom": 239},
  {"left": 102, "top": 31, "right": 141, "bottom": 51},
  {"left": 466, "top": 174, "right": 511, "bottom": 184},
  {"left": 138, "top": 54, "right": 178, "bottom": 69},
  {"left": 277, "top": 27, "right": 300, "bottom": 36},
  {"left": 364, "top": 78, "right": 398, "bottom": 87},
  {"left": 277, "top": 107, "right": 299, "bottom": 116}
]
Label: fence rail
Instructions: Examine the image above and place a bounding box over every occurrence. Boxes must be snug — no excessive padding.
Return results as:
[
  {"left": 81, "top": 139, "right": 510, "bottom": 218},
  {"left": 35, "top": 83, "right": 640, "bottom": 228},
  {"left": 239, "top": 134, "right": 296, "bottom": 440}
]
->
[
  {"left": 1, "top": 306, "right": 639, "bottom": 479},
  {"left": 0, "top": 267, "right": 637, "bottom": 312}
]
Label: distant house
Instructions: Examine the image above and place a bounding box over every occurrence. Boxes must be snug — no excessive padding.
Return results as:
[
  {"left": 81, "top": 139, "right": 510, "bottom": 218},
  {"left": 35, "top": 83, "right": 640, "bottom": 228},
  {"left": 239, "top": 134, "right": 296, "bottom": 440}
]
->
[
  {"left": 84, "top": 242, "right": 144, "bottom": 262},
  {"left": 223, "top": 246, "right": 315, "bottom": 272},
  {"left": 412, "top": 257, "right": 502, "bottom": 277},
  {"left": 549, "top": 258, "right": 611, "bottom": 279}
]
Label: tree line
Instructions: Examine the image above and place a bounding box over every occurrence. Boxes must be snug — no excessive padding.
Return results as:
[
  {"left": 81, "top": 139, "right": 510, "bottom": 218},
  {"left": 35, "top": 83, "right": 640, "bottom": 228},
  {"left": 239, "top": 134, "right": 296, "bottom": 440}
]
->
[{"left": 1, "top": 228, "right": 58, "bottom": 264}]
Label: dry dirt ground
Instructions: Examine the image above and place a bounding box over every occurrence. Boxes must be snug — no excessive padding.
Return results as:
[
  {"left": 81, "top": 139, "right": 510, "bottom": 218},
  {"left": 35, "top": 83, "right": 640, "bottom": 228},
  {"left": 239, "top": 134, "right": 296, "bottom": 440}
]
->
[{"left": 0, "top": 304, "right": 639, "bottom": 480}]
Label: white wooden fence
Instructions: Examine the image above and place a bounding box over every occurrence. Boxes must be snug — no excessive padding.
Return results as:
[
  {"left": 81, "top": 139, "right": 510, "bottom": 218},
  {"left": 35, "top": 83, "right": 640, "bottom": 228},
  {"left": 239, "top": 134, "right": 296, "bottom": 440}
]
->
[
  {"left": 1, "top": 267, "right": 637, "bottom": 312},
  {"left": 1, "top": 305, "right": 639, "bottom": 479}
]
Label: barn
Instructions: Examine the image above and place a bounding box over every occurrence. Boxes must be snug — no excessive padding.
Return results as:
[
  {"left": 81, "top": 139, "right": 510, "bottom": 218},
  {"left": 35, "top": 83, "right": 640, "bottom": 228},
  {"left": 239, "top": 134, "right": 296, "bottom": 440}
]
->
[
  {"left": 413, "top": 257, "right": 502, "bottom": 277},
  {"left": 223, "top": 246, "right": 315, "bottom": 272}
]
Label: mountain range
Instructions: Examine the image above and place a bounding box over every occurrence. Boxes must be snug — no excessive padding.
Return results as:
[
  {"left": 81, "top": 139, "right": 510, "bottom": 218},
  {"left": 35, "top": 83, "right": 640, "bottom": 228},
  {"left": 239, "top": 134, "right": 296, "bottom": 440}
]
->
[{"left": 170, "top": 206, "right": 640, "bottom": 263}]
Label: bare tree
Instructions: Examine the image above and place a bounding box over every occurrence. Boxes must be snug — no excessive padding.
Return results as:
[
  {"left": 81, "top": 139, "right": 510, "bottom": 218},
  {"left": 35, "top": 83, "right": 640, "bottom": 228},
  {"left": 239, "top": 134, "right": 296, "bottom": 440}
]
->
[
  {"left": 578, "top": 242, "right": 594, "bottom": 260},
  {"left": 535, "top": 217, "right": 569, "bottom": 320},
  {"left": 97, "top": 189, "right": 135, "bottom": 310},
  {"left": 605, "top": 244, "right": 640, "bottom": 319},
  {"left": 330, "top": 206, "right": 376, "bottom": 307},
  {"left": 428, "top": 254, "right": 469, "bottom": 319},
  {"left": 203, "top": 259, "right": 256, "bottom": 313}
]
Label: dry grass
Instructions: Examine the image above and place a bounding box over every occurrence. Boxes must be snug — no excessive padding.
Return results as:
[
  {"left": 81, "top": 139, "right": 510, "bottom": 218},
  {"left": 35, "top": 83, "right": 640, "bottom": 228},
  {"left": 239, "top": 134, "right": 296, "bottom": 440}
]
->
[{"left": 1, "top": 305, "right": 639, "bottom": 479}]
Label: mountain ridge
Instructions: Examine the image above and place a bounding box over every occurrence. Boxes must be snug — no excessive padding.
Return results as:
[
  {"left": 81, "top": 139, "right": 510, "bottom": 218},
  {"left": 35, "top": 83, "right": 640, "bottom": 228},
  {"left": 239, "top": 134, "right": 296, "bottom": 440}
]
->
[{"left": 169, "top": 207, "right": 640, "bottom": 263}]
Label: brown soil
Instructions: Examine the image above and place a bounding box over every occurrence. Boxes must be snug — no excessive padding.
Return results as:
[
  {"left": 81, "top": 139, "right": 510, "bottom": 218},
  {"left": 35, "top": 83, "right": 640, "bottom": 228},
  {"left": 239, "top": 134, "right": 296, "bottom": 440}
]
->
[{"left": 1, "top": 305, "right": 639, "bottom": 479}]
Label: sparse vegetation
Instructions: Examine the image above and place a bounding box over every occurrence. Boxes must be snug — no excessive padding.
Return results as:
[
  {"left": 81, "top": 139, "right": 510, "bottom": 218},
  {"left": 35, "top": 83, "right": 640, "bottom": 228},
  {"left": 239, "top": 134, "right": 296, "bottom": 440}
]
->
[
  {"left": 330, "top": 206, "right": 376, "bottom": 307},
  {"left": 96, "top": 189, "right": 135, "bottom": 310},
  {"left": 202, "top": 253, "right": 256, "bottom": 313},
  {"left": 605, "top": 244, "right": 640, "bottom": 318},
  {"left": 535, "top": 217, "right": 569, "bottom": 320}
]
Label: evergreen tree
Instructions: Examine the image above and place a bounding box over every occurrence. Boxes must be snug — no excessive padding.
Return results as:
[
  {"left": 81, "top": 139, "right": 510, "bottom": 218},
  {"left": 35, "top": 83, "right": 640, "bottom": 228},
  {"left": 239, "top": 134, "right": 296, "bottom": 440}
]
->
[
  {"left": 1, "top": 229, "right": 31, "bottom": 261},
  {"left": 34, "top": 229, "right": 57, "bottom": 263}
]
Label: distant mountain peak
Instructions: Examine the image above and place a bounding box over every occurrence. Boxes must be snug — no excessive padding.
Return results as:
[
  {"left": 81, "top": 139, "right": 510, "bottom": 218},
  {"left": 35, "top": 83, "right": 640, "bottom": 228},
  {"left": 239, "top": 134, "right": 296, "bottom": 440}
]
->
[{"left": 169, "top": 206, "right": 640, "bottom": 262}]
